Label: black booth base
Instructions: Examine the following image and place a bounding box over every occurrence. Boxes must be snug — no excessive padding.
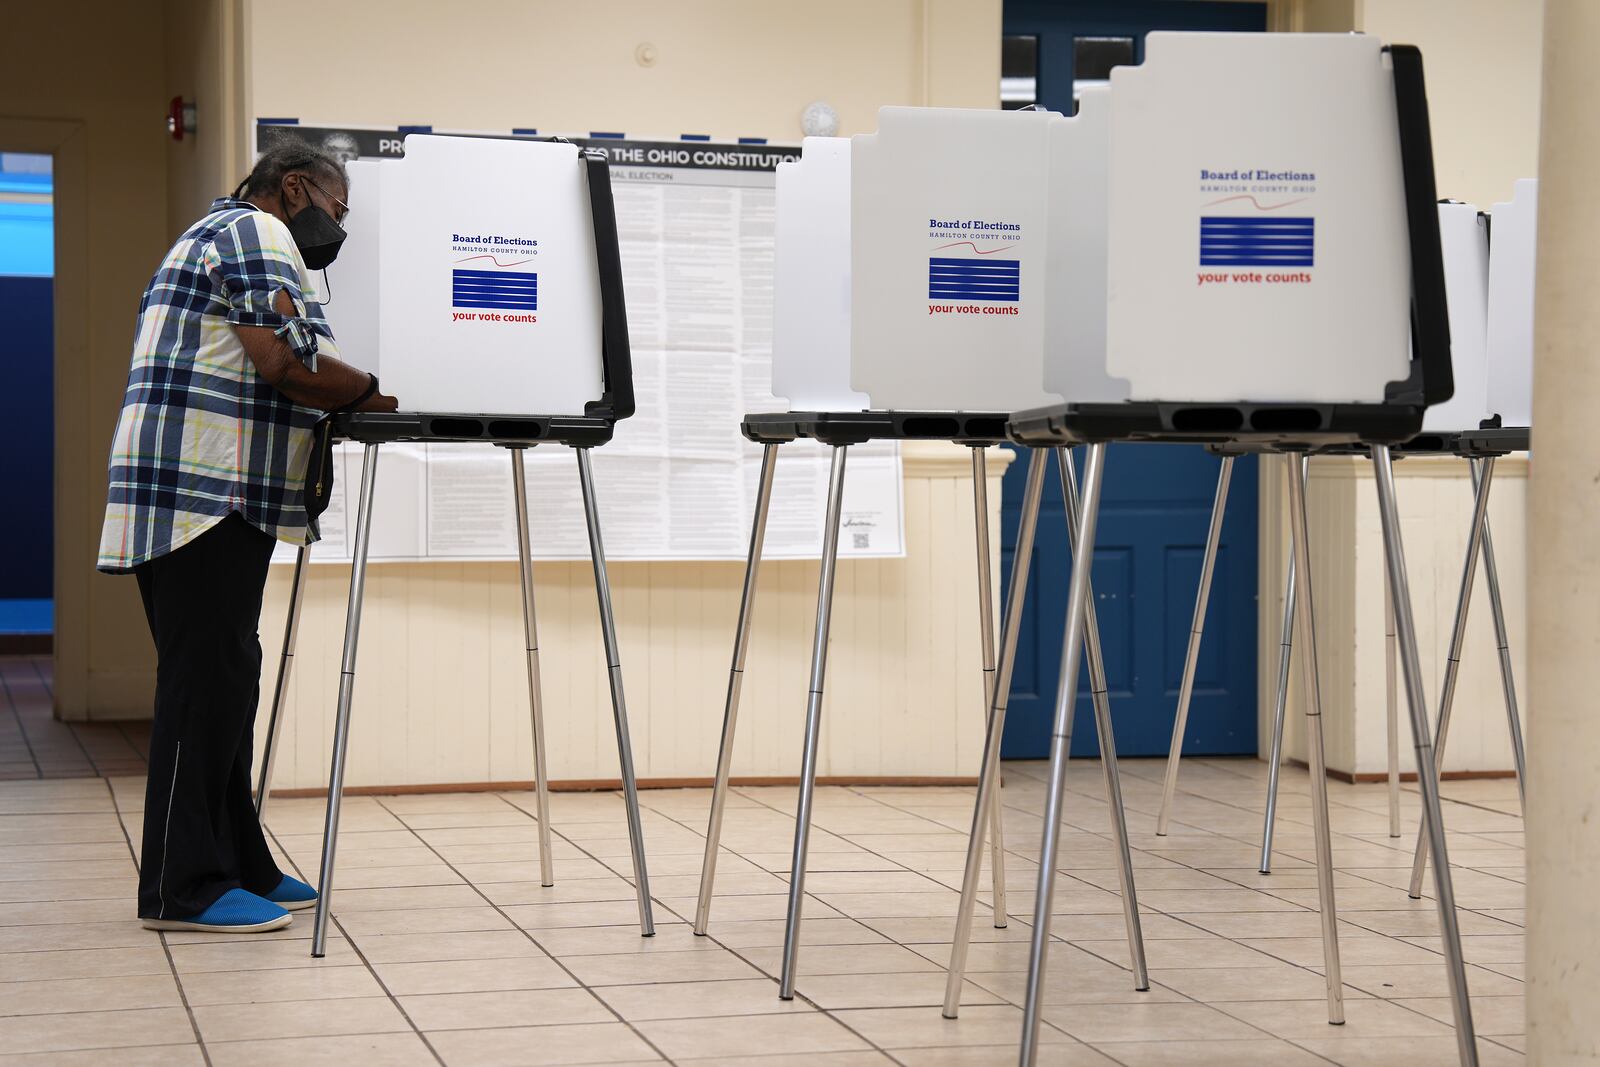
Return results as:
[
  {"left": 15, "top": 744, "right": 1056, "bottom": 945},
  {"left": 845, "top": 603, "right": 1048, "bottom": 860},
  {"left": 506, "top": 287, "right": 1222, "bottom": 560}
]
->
[
  {"left": 335, "top": 412, "right": 618, "bottom": 448},
  {"left": 1229, "top": 425, "right": 1530, "bottom": 460},
  {"left": 1008, "top": 401, "right": 1428, "bottom": 452},
  {"left": 741, "top": 410, "right": 1012, "bottom": 447},
  {"left": 1455, "top": 426, "right": 1530, "bottom": 457}
]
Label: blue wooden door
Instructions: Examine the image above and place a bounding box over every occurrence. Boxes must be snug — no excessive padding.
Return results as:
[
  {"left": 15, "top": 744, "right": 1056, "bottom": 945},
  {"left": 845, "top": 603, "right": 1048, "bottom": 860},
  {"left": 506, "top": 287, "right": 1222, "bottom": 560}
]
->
[
  {"left": 1000, "top": 446, "right": 1259, "bottom": 757},
  {"left": 999, "top": 0, "right": 1265, "bottom": 759}
]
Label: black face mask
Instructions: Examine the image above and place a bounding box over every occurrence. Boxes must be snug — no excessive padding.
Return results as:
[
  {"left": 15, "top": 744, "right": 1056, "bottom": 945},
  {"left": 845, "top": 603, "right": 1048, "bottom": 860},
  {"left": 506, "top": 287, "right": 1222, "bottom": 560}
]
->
[{"left": 284, "top": 195, "right": 346, "bottom": 271}]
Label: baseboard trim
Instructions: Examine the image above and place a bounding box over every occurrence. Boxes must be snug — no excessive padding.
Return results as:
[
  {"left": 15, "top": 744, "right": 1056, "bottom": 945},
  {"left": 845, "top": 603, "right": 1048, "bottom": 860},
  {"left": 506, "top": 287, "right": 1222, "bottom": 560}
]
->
[
  {"left": 268, "top": 774, "right": 981, "bottom": 798},
  {"left": 0, "top": 635, "right": 51, "bottom": 655},
  {"left": 1288, "top": 758, "right": 1517, "bottom": 783}
]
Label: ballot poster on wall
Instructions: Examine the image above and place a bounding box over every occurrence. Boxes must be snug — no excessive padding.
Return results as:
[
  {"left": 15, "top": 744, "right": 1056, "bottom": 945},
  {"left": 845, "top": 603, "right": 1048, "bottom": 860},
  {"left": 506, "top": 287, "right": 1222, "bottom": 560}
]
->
[{"left": 256, "top": 123, "right": 904, "bottom": 563}]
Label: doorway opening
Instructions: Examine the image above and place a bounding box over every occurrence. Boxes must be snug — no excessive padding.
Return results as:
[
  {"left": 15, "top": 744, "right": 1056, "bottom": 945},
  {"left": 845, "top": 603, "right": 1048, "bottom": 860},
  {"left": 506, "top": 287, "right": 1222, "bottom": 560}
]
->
[{"left": 0, "top": 151, "right": 54, "bottom": 655}]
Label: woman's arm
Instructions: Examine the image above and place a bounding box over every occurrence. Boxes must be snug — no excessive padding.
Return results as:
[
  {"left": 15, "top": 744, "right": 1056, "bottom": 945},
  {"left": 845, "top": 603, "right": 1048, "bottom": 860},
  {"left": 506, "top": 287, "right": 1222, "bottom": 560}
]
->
[{"left": 235, "top": 289, "right": 397, "bottom": 411}]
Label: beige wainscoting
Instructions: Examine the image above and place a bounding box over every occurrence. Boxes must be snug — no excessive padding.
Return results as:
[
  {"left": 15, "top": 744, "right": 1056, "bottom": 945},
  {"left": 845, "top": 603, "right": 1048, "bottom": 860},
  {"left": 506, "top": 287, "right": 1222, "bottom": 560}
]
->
[
  {"left": 1259, "top": 453, "right": 1529, "bottom": 778},
  {"left": 254, "top": 442, "right": 1012, "bottom": 792}
]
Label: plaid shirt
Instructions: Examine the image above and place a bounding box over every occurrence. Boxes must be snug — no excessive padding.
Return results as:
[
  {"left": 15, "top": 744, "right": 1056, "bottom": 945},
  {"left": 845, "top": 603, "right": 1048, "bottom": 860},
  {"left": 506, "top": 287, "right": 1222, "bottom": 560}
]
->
[{"left": 99, "top": 198, "right": 338, "bottom": 572}]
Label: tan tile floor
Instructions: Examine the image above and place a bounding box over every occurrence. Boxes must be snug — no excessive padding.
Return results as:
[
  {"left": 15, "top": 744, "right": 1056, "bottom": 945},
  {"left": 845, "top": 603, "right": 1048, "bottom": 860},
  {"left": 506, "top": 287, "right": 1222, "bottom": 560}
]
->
[
  {"left": 0, "top": 658, "right": 151, "bottom": 780},
  {"left": 0, "top": 726, "right": 1524, "bottom": 1066}
]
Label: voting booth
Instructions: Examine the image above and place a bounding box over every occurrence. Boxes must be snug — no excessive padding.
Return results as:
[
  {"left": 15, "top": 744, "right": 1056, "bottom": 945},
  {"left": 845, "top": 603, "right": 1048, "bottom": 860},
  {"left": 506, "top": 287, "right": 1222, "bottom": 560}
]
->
[
  {"left": 937, "top": 86, "right": 1149, "bottom": 1021},
  {"left": 848, "top": 106, "right": 1060, "bottom": 413},
  {"left": 943, "top": 35, "right": 1484, "bottom": 1067},
  {"left": 1162, "top": 199, "right": 1496, "bottom": 876},
  {"left": 1387, "top": 181, "right": 1541, "bottom": 911},
  {"left": 1018, "top": 34, "right": 1450, "bottom": 448},
  {"left": 252, "top": 134, "right": 654, "bottom": 959},
  {"left": 695, "top": 106, "right": 1149, "bottom": 1010}
]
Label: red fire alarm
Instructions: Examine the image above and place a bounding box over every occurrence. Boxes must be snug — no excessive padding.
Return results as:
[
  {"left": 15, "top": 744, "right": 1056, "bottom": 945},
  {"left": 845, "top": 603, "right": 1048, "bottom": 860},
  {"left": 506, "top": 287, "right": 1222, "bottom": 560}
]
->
[{"left": 167, "top": 97, "right": 197, "bottom": 141}]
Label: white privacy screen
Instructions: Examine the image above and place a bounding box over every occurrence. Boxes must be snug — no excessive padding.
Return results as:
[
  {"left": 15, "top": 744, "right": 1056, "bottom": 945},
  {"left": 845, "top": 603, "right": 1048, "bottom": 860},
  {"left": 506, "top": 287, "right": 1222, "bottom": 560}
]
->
[
  {"left": 1044, "top": 86, "right": 1127, "bottom": 404},
  {"left": 1485, "top": 178, "right": 1537, "bottom": 429},
  {"left": 379, "top": 135, "right": 606, "bottom": 416},
  {"left": 1105, "top": 33, "right": 1412, "bottom": 404},
  {"left": 850, "top": 106, "right": 1060, "bottom": 413},
  {"left": 771, "top": 137, "right": 867, "bottom": 410},
  {"left": 318, "top": 158, "right": 384, "bottom": 378},
  {"left": 1423, "top": 202, "right": 1489, "bottom": 433}
]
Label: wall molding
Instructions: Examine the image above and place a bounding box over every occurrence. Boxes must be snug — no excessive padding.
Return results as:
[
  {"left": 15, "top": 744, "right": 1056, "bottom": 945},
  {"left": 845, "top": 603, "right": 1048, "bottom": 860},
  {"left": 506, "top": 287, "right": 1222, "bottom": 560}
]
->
[
  {"left": 1308, "top": 452, "right": 1530, "bottom": 481},
  {"left": 900, "top": 439, "right": 1017, "bottom": 478},
  {"left": 271, "top": 774, "right": 982, "bottom": 798}
]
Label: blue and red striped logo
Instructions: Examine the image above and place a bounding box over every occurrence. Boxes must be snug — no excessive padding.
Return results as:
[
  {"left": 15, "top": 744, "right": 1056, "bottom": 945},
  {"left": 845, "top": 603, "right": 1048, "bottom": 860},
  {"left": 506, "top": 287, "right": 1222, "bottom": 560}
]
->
[
  {"left": 452, "top": 268, "right": 538, "bottom": 311},
  {"left": 927, "top": 257, "right": 1020, "bottom": 302},
  {"left": 1199, "top": 217, "right": 1315, "bottom": 268}
]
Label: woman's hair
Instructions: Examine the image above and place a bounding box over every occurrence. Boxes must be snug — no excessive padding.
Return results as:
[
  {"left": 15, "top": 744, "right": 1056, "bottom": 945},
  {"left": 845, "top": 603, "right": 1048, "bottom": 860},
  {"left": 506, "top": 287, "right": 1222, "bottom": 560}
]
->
[{"left": 234, "top": 139, "right": 348, "bottom": 200}]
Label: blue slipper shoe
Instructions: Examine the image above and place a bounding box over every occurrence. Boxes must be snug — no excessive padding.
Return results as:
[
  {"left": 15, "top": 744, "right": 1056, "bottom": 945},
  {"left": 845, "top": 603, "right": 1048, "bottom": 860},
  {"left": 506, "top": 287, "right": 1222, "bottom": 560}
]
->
[
  {"left": 265, "top": 874, "right": 319, "bottom": 912},
  {"left": 142, "top": 888, "right": 291, "bottom": 933}
]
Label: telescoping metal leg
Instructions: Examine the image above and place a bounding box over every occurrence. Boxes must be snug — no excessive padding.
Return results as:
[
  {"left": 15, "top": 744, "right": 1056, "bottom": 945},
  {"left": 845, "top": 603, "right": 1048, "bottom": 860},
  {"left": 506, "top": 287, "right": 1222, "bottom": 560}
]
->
[
  {"left": 1020, "top": 441, "right": 1108, "bottom": 1065},
  {"left": 575, "top": 448, "right": 655, "bottom": 937},
  {"left": 510, "top": 447, "right": 554, "bottom": 888},
  {"left": 1284, "top": 451, "right": 1346, "bottom": 1025},
  {"left": 312, "top": 443, "right": 380, "bottom": 959},
  {"left": 1408, "top": 456, "right": 1496, "bottom": 900},
  {"left": 778, "top": 444, "right": 849, "bottom": 1000},
  {"left": 1060, "top": 448, "right": 1148, "bottom": 990},
  {"left": 1156, "top": 456, "right": 1235, "bottom": 836},
  {"left": 970, "top": 446, "right": 1009, "bottom": 928},
  {"left": 944, "top": 448, "right": 1047, "bottom": 1019},
  {"left": 695, "top": 442, "right": 779, "bottom": 935},
  {"left": 1371, "top": 445, "right": 1478, "bottom": 1065},
  {"left": 255, "top": 544, "right": 310, "bottom": 822},
  {"left": 1472, "top": 459, "right": 1527, "bottom": 806},
  {"left": 1386, "top": 551, "right": 1402, "bottom": 839},
  {"left": 1259, "top": 456, "right": 1303, "bottom": 875}
]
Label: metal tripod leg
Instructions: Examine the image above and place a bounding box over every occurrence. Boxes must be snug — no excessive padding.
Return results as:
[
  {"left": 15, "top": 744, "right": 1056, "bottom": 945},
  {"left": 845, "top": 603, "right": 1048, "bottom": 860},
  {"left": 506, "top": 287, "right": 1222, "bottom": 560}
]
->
[
  {"left": 1472, "top": 459, "right": 1527, "bottom": 807},
  {"left": 312, "top": 443, "right": 379, "bottom": 959},
  {"left": 510, "top": 447, "right": 554, "bottom": 888},
  {"left": 1387, "top": 554, "right": 1402, "bottom": 839},
  {"left": 1060, "top": 448, "right": 1148, "bottom": 991},
  {"left": 1021, "top": 441, "right": 1107, "bottom": 1066},
  {"left": 970, "top": 446, "right": 1009, "bottom": 928},
  {"left": 256, "top": 544, "right": 310, "bottom": 823},
  {"left": 1284, "top": 451, "right": 1345, "bottom": 1025},
  {"left": 1408, "top": 456, "right": 1496, "bottom": 899},
  {"left": 778, "top": 444, "right": 848, "bottom": 1000},
  {"left": 944, "top": 447, "right": 1047, "bottom": 1019},
  {"left": 575, "top": 448, "right": 655, "bottom": 937},
  {"left": 695, "top": 442, "right": 779, "bottom": 935},
  {"left": 1371, "top": 445, "right": 1478, "bottom": 1065},
  {"left": 1259, "top": 457, "right": 1302, "bottom": 874},
  {"left": 1156, "top": 456, "right": 1235, "bottom": 835}
]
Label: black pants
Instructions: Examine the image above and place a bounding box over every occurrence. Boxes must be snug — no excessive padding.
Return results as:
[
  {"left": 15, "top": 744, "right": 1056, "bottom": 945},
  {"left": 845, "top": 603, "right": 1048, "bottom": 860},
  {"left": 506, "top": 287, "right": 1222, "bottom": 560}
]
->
[{"left": 135, "top": 513, "right": 283, "bottom": 919}]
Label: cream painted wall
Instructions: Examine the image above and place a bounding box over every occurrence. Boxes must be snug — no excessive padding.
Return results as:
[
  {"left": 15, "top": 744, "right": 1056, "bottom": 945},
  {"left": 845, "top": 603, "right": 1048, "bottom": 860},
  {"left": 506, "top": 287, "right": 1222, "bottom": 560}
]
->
[
  {"left": 260, "top": 447, "right": 1011, "bottom": 790},
  {"left": 164, "top": 0, "right": 246, "bottom": 226},
  {"left": 1273, "top": 0, "right": 1545, "bottom": 207},
  {"left": 1266, "top": 457, "right": 1529, "bottom": 778},
  {"left": 1526, "top": 2, "right": 1600, "bottom": 1051},
  {"left": 243, "top": 0, "right": 999, "bottom": 141},
  {"left": 1357, "top": 0, "right": 1544, "bottom": 209},
  {"left": 242, "top": 0, "right": 1008, "bottom": 789}
]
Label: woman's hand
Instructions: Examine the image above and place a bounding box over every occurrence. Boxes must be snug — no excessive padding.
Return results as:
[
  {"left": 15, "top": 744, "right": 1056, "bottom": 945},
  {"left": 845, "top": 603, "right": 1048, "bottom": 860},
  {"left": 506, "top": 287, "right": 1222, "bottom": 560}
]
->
[{"left": 359, "top": 391, "right": 400, "bottom": 413}]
